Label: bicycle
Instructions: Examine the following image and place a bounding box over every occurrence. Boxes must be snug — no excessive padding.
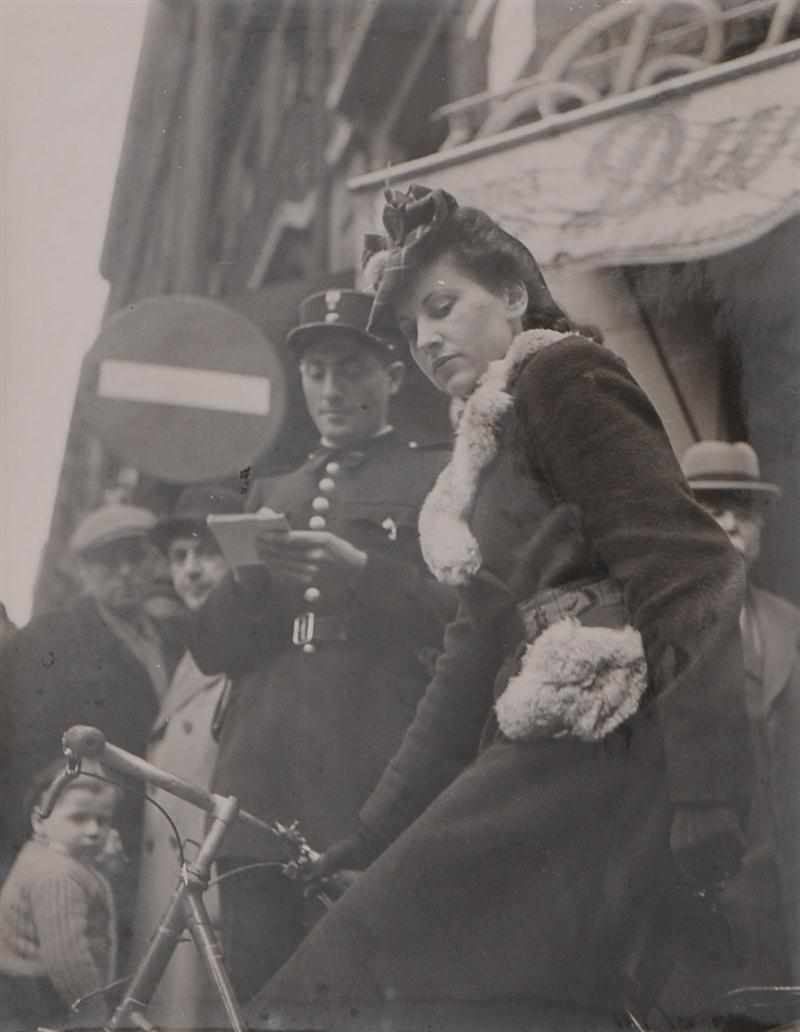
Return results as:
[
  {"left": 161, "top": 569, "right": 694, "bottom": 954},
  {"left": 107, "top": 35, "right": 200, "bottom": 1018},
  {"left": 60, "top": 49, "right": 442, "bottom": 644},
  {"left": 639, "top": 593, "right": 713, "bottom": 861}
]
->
[
  {"left": 36, "top": 726, "right": 800, "bottom": 1032},
  {"left": 36, "top": 724, "right": 326, "bottom": 1032}
]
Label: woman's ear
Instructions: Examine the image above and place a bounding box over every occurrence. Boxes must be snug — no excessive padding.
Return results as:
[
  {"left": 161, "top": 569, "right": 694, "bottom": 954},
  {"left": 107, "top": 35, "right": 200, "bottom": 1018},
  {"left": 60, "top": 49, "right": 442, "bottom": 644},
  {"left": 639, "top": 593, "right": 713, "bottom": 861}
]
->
[{"left": 504, "top": 281, "right": 528, "bottom": 320}]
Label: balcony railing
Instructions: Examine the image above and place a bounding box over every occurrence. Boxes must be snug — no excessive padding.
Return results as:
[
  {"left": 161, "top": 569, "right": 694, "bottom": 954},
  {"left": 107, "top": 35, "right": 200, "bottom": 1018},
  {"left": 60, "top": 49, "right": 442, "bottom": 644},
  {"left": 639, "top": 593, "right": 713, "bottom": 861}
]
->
[{"left": 434, "top": 0, "right": 800, "bottom": 147}]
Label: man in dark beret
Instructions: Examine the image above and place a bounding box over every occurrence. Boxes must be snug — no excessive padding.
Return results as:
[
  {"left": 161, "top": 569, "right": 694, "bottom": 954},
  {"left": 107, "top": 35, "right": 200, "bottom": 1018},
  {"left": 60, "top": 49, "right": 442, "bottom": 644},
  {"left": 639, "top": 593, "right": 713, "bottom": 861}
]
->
[{"left": 189, "top": 289, "right": 454, "bottom": 1000}]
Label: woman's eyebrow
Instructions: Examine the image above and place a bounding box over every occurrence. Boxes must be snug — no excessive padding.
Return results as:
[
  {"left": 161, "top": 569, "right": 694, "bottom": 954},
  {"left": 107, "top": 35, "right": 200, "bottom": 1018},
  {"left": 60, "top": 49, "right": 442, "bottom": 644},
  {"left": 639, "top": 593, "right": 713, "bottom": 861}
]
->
[{"left": 421, "top": 284, "right": 451, "bottom": 307}]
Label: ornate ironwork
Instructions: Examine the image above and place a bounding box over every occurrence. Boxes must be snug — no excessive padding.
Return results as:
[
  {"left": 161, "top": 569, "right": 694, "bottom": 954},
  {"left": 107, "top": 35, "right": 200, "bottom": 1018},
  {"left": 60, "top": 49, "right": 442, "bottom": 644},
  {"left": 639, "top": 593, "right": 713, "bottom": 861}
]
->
[{"left": 434, "top": 0, "right": 800, "bottom": 145}]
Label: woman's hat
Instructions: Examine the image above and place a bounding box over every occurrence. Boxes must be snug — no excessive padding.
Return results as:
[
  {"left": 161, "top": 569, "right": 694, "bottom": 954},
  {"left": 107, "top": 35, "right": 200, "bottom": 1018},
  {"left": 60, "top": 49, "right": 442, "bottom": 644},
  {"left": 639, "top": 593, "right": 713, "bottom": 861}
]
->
[
  {"left": 286, "top": 289, "right": 398, "bottom": 358},
  {"left": 365, "top": 184, "right": 565, "bottom": 340},
  {"left": 150, "top": 485, "right": 243, "bottom": 553},
  {"left": 681, "top": 441, "right": 781, "bottom": 498}
]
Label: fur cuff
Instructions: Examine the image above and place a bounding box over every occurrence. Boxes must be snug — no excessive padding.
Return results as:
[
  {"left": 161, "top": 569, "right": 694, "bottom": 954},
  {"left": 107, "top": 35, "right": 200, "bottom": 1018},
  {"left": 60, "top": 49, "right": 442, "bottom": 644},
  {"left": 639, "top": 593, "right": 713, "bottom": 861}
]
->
[{"left": 495, "top": 618, "right": 647, "bottom": 742}]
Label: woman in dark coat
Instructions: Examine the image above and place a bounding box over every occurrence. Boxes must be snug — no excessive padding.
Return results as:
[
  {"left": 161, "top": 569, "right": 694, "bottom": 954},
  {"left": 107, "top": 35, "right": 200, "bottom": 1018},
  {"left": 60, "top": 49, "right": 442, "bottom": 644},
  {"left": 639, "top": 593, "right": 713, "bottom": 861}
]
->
[{"left": 249, "top": 187, "right": 751, "bottom": 1026}]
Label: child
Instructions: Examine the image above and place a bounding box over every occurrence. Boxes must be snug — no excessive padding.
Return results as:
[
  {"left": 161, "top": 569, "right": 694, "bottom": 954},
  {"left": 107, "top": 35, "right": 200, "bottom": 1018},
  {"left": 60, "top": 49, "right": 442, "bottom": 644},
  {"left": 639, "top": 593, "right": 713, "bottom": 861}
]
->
[{"left": 0, "top": 759, "right": 119, "bottom": 1029}]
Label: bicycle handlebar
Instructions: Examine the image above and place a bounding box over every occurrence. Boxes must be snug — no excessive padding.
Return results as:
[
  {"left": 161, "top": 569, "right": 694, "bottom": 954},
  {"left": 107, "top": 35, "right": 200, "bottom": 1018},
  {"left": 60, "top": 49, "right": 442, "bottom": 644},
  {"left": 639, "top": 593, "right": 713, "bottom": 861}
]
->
[{"left": 60, "top": 725, "right": 276, "bottom": 839}]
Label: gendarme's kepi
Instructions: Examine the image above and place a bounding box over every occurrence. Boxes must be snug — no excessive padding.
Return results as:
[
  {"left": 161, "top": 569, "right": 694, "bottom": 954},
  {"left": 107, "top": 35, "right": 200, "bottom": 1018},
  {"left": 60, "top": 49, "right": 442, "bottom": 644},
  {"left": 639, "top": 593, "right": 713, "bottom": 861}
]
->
[{"left": 286, "top": 289, "right": 399, "bottom": 359}]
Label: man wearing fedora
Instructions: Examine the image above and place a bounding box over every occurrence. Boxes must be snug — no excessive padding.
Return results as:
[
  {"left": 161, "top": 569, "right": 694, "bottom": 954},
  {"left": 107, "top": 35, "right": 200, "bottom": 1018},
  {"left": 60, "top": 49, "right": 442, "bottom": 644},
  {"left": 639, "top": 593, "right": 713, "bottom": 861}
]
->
[
  {"left": 189, "top": 289, "right": 454, "bottom": 999},
  {"left": 661, "top": 441, "right": 800, "bottom": 1013},
  {"left": 0, "top": 503, "right": 167, "bottom": 958}
]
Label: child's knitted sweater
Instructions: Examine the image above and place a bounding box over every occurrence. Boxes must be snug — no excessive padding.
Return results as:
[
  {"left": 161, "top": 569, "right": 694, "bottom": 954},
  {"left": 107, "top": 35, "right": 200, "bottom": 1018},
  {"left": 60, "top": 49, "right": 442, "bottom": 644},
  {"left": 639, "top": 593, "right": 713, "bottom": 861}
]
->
[{"left": 0, "top": 838, "right": 117, "bottom": 1007}]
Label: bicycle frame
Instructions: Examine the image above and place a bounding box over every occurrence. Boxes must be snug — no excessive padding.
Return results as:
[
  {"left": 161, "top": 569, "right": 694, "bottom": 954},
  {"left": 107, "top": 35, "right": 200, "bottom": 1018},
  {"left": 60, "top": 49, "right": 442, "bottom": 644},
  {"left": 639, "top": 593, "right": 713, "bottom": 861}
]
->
[{"left": 47, "top": 725, "right": 283, "bottom": 1032}]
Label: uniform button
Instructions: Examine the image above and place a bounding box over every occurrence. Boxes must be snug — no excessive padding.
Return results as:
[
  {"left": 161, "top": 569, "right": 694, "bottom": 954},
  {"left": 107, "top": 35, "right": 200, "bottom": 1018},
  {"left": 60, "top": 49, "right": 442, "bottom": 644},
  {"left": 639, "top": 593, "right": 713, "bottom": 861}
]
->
[
  {"left": 408, "top": 440, "right": 419, "bottom": 449},
  {"left": 308, "top": 515, "right": 327, "bottom": 530},
  {"left": 304, "top": 586, "right": 321, "bottom": 604},
  {"left": 318, "top": 477, "right": 336, "bottom": 493},
  {"left": 325, "top": 461, "right": 341, "bottom": 475},
  {"left": 302, "top": 643, "right": 316, "bottom": 655},
  {"left": 312, "top": 496, "right": 330, "bottom": 513}
]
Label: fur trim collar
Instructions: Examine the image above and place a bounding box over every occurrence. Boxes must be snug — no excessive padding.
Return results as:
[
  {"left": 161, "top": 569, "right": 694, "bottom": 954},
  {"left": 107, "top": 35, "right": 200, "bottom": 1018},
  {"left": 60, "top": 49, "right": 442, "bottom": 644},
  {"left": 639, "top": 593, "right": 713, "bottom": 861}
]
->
[{"left": 419, "top": 329, "right": 566, "bottom": 586}]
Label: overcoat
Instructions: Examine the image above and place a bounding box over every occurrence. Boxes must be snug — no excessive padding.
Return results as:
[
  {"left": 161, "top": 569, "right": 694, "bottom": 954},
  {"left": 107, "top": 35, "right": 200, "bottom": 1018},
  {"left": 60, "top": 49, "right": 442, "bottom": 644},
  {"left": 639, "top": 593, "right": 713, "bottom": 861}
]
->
[
  {"left": 0, "top": 596, "right": 163, "bottom": 866},
  {"left": 252, "top": 335, "right": 750, "bottom": 1023},
  {"left": 661, "top": 584, "right": 800, "bottom": 1013},
  {"left": 132, "top": 651, "right": 228, "bottom": 1030},
  {"left": 190, "top": 429, "right": 454, "bottom": 860}
]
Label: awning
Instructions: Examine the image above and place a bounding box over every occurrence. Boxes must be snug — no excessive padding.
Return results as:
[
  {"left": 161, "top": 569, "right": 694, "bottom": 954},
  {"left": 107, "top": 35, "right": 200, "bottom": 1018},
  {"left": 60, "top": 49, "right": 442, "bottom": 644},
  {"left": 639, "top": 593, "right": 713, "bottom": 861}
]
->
[{"left": 350, "top": 40, "right": 800, "bottom": 269}]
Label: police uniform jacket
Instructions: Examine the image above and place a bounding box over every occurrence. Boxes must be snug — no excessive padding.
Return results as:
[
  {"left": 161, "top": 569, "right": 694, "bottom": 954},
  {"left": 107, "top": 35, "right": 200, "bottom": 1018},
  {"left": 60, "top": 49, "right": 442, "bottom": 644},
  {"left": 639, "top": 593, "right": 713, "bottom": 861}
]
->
[{"left": 190, "top": 429, "right": 453, "bottom": 858}]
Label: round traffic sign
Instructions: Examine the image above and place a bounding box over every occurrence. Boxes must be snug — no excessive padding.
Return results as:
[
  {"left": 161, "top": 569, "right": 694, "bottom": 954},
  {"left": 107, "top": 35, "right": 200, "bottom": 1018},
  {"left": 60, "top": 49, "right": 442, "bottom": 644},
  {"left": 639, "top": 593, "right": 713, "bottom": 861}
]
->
[{"left": 84, "top": 295, "right": 287, "bottom": 483}]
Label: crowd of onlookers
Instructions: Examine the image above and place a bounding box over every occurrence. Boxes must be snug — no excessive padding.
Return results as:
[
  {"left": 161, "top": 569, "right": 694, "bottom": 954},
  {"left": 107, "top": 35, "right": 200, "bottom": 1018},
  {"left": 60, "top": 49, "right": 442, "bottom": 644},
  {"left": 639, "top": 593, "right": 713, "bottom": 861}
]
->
[{"left": 0, "top": 282, "right": 797, "bottom": 1031}]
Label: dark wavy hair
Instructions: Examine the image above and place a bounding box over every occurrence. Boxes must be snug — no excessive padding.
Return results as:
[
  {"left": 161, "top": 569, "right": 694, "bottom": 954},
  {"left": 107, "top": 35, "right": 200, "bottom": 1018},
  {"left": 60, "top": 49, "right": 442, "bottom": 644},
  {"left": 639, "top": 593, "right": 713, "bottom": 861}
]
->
[
  {"left": 366, "top": 186, "right": 604, "bottom": 344},
  {"left": 426, "top": 206, "right": 575, "bottom": 334}
]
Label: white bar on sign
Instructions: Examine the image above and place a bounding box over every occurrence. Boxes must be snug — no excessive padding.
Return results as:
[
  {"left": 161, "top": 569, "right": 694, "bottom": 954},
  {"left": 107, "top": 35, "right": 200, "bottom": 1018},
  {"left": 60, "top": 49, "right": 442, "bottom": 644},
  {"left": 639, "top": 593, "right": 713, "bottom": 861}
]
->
[{"left": 97, "top": 359, "right": 271, "bottom": 415}]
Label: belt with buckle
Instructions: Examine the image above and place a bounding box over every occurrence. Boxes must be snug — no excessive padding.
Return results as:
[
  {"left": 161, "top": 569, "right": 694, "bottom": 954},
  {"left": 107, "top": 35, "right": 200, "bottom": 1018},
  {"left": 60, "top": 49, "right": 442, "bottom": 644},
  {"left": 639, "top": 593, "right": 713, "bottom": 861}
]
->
[
  {"left": 518, "top": 577, "right": 626, "bottom": 640},
  {"left": 291, "top": 612, "right": 349, "bottom": 647}
]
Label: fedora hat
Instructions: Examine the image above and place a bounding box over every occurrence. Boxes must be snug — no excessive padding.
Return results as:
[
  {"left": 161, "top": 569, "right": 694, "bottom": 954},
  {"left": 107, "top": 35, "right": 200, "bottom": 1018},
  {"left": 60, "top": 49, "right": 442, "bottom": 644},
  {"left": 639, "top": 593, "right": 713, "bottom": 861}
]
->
[
  {"left": 150, "top": 484, "right": 243, "bottom": 553},
  {"left": 681, "top": 441, "right": 781, "bottom": 498},
  {"left": 286, "top": 289, "right": 399, "bottom": 359}
]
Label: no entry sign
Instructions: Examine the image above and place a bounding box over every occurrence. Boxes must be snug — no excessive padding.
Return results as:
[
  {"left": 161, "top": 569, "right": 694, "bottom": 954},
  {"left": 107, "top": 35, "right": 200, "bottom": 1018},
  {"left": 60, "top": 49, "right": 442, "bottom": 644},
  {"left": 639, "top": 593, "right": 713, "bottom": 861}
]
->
[{"left": 84, "top": 295, "right": 287, "bottom": 483}]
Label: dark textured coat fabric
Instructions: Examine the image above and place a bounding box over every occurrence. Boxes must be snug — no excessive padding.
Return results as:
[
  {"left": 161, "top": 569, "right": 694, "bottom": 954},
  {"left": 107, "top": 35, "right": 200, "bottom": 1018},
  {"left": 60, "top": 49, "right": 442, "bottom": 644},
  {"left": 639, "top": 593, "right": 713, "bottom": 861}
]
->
[
  {"left": 252, "top": 336, "right": 749, "bottom": 1023},
  {"left": 190, "top": 429, "right": 454, "bottom": 859},
  {"left": 0, "top": 596, "right": 161, "bottom": 867},
  {"left": 661, "top": 585, "right": 800, "bottom": 1013}
]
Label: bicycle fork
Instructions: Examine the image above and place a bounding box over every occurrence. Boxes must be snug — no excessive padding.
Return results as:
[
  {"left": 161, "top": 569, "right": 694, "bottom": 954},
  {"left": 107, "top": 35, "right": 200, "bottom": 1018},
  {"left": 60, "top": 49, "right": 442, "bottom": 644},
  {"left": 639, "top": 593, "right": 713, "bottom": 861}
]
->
[{"left": 106, "top": 794, "right": 247, "bottom": 1032}]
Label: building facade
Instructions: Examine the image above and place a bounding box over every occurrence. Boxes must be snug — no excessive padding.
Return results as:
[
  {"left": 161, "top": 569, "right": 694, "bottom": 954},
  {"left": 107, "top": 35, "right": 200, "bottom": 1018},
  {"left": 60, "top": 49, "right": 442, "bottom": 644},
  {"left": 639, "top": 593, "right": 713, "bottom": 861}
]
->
[{"left": 35, "top": 0, "right": 800, "bottom": 610}]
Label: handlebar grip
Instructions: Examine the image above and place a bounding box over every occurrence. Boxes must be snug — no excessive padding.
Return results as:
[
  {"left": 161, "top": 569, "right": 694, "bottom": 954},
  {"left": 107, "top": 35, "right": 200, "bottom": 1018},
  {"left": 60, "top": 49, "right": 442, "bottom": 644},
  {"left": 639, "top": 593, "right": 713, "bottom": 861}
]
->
[{"left": 62, "top": 725, "right": 107, "bottom": 759}]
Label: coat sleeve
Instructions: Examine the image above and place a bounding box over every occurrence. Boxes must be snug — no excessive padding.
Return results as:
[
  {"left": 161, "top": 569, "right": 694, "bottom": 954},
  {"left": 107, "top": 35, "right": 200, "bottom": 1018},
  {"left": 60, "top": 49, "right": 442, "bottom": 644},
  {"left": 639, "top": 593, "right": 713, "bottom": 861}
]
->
[
  {"left": 515, "top": 335, "right": 750, "bottom": 806},
  {"left": 187, "top": 567, "right": 293, "bottom": 677},
  {"left": 349, "top": 547, "right": 457, "bottom": 663},
  {"left": 359, "top": 571, "right": 521, "bottom": 846}
]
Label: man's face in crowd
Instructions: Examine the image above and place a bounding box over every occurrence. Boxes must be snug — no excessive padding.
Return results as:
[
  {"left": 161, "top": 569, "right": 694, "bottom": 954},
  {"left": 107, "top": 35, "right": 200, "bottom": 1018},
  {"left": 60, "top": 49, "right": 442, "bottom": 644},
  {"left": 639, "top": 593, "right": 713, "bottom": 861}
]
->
[
  {"left": 298, "top": 333, "right": 404, "bottom": 448},
  {"left": 698, "top": 491, "right": 765, "bottom": 570},
  {"left": 78, "top": 536, "right": 154, "bottom": 614},
  {"left": 168, "top": 532, "right": 228, "bottom": 611}
]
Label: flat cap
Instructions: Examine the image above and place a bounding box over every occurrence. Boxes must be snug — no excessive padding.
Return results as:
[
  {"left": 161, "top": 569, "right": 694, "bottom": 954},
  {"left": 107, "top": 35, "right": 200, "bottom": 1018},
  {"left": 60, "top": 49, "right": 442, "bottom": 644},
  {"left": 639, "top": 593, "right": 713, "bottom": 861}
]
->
[{"left": 69, "top": 503, "right": 157, "bottom": 556}]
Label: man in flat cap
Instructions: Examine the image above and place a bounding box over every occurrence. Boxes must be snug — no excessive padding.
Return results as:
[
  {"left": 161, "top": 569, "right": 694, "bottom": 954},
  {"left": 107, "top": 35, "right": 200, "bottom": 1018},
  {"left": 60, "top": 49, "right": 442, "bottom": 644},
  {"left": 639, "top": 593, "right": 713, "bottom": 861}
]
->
[
  {"left": 0, "top": 503, "right": 166, "bottom": 953},
  {"left": 189, "top": 289, "right": 454, "bottom": 1000},
  {"left": 660, "top": 441, "right": 800, "bottom": 1014}
]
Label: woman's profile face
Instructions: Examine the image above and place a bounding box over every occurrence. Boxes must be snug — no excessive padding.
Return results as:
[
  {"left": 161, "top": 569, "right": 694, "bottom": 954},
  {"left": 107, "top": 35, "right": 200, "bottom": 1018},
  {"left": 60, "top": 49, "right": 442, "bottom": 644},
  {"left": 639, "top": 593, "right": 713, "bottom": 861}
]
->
[{"left": 394, "top": 253, "right": 525, "bottom": 399}]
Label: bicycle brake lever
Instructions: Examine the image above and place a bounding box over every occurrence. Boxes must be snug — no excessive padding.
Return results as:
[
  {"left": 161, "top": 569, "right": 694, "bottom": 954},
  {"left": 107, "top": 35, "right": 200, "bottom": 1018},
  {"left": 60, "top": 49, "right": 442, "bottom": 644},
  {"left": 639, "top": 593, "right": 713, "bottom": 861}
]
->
[{"left": 35, "top": 751, "right": 82, "bottom": 819}]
